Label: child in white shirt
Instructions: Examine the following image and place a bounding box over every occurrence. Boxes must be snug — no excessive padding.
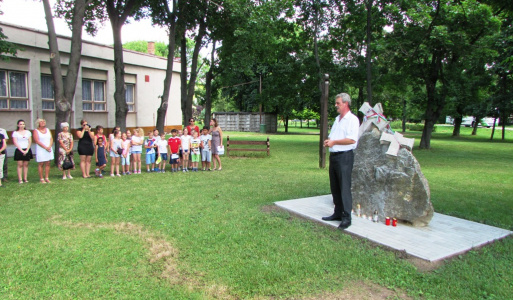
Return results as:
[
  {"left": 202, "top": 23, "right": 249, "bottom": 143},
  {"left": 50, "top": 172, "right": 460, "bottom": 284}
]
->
[
  {"left": 200, "top": 127, "right": 212, "bottom": 171},
  {"left": 157, "top": 133, "right": 168, "bottom": 173},
  {"left": 190, "top": 131, "right": 201, "bottom": 172},
  {"left": 144, "top": 132, "right": 157, "bottom": 172},
  {"left": 180, "top": 128, "right": 191, "bottom": 172}
]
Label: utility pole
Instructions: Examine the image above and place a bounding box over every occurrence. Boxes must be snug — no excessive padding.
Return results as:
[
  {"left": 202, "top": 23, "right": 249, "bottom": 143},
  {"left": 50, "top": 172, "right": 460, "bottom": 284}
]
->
[
  {"left": 319, "top": 74, "right": 329, "bottom": 168},
  {"left": 259, "top": 74, "right": 262, "bottom": 124}
]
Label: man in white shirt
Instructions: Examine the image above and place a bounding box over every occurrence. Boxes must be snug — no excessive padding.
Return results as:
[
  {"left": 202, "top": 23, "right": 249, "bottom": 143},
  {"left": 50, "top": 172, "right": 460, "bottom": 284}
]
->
[
  {"left": 0, "top": 128, "right": 8, "bottom": 182},
  {"left": 322, "top": 93, "right": 360, "bottom": 229}
]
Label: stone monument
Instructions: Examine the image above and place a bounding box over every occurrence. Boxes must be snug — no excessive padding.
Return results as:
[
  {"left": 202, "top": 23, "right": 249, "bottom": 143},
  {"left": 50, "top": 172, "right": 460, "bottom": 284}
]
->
[{"left": 352, "top": 102, "right": 434, "bottom": 226}]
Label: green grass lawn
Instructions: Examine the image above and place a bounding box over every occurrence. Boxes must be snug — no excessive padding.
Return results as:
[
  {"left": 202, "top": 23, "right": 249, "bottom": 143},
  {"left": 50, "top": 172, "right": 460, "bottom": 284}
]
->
[{"left": 0, "top": 125, "right": 512, "bottom": 299}]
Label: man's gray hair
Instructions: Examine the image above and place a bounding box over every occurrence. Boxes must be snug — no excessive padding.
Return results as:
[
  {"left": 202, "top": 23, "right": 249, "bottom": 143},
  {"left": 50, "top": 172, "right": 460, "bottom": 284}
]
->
[{"left": 335, "top": 93, "right": 351, "bottom": 106}]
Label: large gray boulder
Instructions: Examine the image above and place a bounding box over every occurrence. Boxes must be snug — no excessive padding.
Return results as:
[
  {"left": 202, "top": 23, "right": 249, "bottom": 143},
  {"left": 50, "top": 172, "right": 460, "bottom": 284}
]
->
[{"left": 351, "top": 128, "right": 434, "bottom": 226}]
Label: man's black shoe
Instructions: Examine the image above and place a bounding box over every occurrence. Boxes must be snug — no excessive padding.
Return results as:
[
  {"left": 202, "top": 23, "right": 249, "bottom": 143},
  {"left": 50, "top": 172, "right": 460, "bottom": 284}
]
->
[
  {"left": 322, "top": 215, "right": 342, "bottom": 221},
  {"left": 338, "top": 218, "right": 351, "bottom": 229}
]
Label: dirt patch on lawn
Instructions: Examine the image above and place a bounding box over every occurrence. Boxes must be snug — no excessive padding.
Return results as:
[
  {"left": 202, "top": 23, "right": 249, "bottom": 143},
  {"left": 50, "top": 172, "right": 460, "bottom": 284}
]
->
[
  {"left": 49, "top": 215, "right": 234, "bottom": 299},
  {"left": 261, "top": 204, "right": 283, "bottom": 214},
  {"left": 293, "top": 280, "right": 412, "bottom": 300},
  {"left": 405, "top": 257, "right": 444, "bottom": 273}
]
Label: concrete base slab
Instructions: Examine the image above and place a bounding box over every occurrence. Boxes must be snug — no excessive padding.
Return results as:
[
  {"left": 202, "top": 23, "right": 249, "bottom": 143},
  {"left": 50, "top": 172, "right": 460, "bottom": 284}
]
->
[{"left": 275, "top": 195, "right": 512, "bottom": 262}]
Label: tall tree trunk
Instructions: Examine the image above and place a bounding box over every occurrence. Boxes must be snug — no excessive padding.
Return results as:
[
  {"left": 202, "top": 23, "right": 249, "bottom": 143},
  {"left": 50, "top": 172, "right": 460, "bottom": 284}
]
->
[
  {"left": 106, "top": 0, "right": 139, "bottom": 132},
  {"left": 185, "top": 21, "right": 207, "bottom": 126},
  {"left": 204, "top": 40, "right": 216, "bottom": 127},
  {"left": 156, "top": 9, "right": 177, "bottom": 133},
  {"left": 452, "top": 116, "right": 462, "bottom": 136},
  {"left": 420, "top": 51, "right": 445, "bottom": 149},
  {"left": 452, "top": 103, "right": 464, "bottom": 136},
  {"left": 180, "top": 32, "right": 188, "bottom": 126},
  {"left": 420, "top": 86, "right": 444, "bottom": 149},
  {"left": 402, "top": 97, "right": 406, "bottom": 133},
  {"left": 357, "top": 86, "right": 364, "bottom": 123},
  {"left": 471, "top": 115, "right": 481, "bottom": 135},
  {"left": 365, "top": 0, "right": 373, "bottom": 105},
  {"left": 500, "top": 74, "right": 508, "bottom": 140},
  {"left": 111, "top": 21, "right": 127, "bottom": 131},
  {"left": 501, "top": 111, "right": 506, "bottom": 140},
  {"left": 490, "top": 116, "right": 497, "bottom": 140},
  {"left": 284, "top": 115, "right": 289, "bottom": 133},
  {"left": 43, "top": 0, "right": 89, "bottom": 163}
]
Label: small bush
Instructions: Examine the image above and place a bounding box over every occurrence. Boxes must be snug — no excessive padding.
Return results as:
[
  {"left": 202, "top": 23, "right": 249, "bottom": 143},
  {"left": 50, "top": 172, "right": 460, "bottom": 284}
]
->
[
  {"left": 407, "top": 123, "right": 436, "bottom": 132},
  {"left": 390, "top": 120, "right": 403, "bottom": 130},
  {"left": 386, "top": 121, "right": 437, "bottom": 132},
  {"left": 407, "top": 123, "right": 424, "bottom": 131}
]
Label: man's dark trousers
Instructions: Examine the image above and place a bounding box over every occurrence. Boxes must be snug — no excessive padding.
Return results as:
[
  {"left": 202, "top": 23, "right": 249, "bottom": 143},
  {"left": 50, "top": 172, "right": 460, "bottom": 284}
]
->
[{"left": 329, "top": 150, "right": 354, "bottom": 217}]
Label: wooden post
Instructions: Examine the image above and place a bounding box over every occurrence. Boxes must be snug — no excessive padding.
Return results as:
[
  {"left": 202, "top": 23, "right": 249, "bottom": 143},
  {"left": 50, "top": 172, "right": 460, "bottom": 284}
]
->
[
  {"left": 319, "top": 74, "right": 329, "bottom": 169},
  {"left": 266, "top": 136, "right": 270, "bottom": 156},
  {"left": 227, "top": 136, "right": 230, "bottom": 156},
  {"left": 259, "top": 74, "right": 262, "bottom": 124}
]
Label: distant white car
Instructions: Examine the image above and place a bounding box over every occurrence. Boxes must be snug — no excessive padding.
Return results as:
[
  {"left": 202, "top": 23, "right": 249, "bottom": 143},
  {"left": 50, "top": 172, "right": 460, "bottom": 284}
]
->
[
  {"left": 461, "top": 116, "right": 476, "bottom": 127},
  {"left": 481, "top": 117, "right": 499, "bottom": 128},
  {"left": 459, "top": 116, "right": 498, "bottom": 128}
]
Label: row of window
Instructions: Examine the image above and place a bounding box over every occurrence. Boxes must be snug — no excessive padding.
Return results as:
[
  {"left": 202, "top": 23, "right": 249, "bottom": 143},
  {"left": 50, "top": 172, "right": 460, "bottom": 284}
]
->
[{"left": 0, "top": 70, "right": 135, "bottom": 112}]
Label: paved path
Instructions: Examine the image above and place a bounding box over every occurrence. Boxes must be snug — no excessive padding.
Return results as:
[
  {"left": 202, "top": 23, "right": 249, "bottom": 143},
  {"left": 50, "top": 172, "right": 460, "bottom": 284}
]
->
[{"left": 275, "top": 195, "right": 512, "bottom": 262}]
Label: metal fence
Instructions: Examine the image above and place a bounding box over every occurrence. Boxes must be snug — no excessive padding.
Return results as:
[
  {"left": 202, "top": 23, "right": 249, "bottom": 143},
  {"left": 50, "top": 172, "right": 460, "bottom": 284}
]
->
[{"left": 213, "top": 112, "right": 277, "bottom": 133}]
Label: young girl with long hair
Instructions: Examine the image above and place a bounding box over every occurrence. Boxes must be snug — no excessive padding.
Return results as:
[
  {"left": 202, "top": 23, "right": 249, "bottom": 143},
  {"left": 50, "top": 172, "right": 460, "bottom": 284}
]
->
[
  {"left": 95, "top": 137, "right": 107, "bottom": 178},
  {"left": 121, "top": 132, "right": 131, "bottom": 175},
  {"left": 12, "top": 119, "right": 33, "bottom": 183},
  {"left": 131, "top": 128, "right": 143, "bottom": 174},
  {"left": 110, "top": 130, "right": 122, "bottom": 177}
]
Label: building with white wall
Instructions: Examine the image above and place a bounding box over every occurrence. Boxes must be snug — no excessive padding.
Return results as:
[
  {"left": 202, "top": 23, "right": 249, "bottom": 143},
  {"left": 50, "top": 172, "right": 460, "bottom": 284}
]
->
[{"left": 0, "top": 22, "right": 182, "bottom": 134}]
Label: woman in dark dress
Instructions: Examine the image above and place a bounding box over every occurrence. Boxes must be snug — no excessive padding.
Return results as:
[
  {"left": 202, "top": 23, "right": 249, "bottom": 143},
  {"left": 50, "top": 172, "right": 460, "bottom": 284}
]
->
[{"left": 76, "top": 119, "right": 95, "bottom": 178}]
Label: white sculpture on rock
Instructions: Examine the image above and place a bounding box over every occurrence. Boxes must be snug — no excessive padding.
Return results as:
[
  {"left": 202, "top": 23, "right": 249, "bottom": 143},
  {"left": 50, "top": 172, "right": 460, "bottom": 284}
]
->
[
  {"left": 359, "top": 102, "right": 389, "bottom": 137},
  {"left": 380, "top": 132, "right": 415, "bottom": 156},
  {"left": 359, "top": 102, "right": 414, "bottom": 157}
]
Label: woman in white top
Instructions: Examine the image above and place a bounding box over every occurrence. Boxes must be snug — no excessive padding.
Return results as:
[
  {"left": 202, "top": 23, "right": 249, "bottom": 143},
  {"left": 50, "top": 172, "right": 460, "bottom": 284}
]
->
[
  {"left": 108, "top": 126, "right": 120, "bottom": 176},
  {"left": 33, "top": 119, "right": 54, "bottom": 184},
  {"left": 110, "top": 129, "right": 122, "bottom": 177},
  {"left": 12, "top": 119, "right": 33, "bottom": 184}
]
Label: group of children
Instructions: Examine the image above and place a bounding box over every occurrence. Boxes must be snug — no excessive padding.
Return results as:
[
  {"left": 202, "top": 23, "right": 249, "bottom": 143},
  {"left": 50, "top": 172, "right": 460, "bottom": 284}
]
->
[{"left": 93, "top": 126, "right": 213, "bottom": 177}]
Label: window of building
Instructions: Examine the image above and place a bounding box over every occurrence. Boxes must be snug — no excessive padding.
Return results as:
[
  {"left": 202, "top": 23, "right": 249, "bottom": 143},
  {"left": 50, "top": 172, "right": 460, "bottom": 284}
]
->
[
  {"left": 0, "top": 70, "right": 29, "bottom": 110},
  {"left": 125, "top": 84, "right": 135, "bottom": 112},
  {"left": 82, "top": 79, "right": 105, "bottom": 111},
  {"left": 41, "top": 75, "right": 55, "bottom": 110}
]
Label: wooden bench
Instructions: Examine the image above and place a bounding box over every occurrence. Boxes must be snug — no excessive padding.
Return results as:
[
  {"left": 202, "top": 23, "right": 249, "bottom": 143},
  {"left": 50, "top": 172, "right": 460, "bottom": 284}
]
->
[{"left": 226, "top": 136, "right": 270, "bottom": 156}]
